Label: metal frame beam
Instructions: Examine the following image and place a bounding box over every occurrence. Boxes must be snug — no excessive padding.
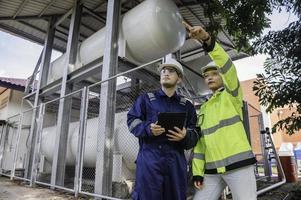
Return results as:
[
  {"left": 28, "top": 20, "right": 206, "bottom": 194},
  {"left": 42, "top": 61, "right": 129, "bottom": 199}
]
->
[
  {"left": 39, "top": 0, "right": 57, "bottom": 17},
  {"left": 50, "top": 0, "right": 82, "bottom": 187},
  {"left": 0, "top": 22, "right": 65, "bottom": 52},
  {"left": 74, "top": 86, "right": 88, "bottom": 197},
  {"left": 18, "top": 20, "right": 67, "bottom": 43},
  {"left": 25, "top": 48, "right": 44, "bottom": 94},
  {"left": 0, "top": 23, "right": 64, "bottom": 54},
  {"left": 24, "top": 16, "right": 56, "bottom": 184},
  {"left": 40, "top": 17, "right": 56, "bottom": 88},
  {"left": 82, "top": 5, "right": 106, "bottom": 24},
  {"left": 92, "top": 1, "right": 107, "bottom": 11},
  {"left": 13, "top": 0, "right": 31, "bottom": 19},
  {"left": 95, "top": 0, "right": 121, "bottom": 196},
  {"left": 56, "top": 23, "right": 87, "bottom": 40},
  {"left": 54, "top": 9, "right": 73, "bottom": 28},
  {"left": 0, "top": 14, "right": 62, "bottom": 21},
  {"left": 34, "top": 57, "right": 159, "bottom": 99}
]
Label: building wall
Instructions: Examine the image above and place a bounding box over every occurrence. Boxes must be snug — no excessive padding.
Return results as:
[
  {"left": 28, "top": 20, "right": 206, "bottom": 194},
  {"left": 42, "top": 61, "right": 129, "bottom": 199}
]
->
[
  {"left": 7, "top": 90, "right": 31, "bottom": 119},
  {"left": 240, "top": 79, "right": 301, "bottom": 151},
  {"left": 0, "top": 89, "right": 10, "bottom": 120},
  {"left": 0, "top": 88, "right": 32, "bottom": 121},
  {"left": 241, "top": 79, "right": 263, "bottom": 156},
  {"left": 0, "top": 88, "right": 32, "bottom": 171}
]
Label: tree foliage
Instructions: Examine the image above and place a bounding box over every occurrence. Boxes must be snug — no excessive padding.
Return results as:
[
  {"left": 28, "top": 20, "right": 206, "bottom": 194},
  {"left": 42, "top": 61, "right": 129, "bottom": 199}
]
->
[
  {"left": 252, "top": 19, "right": 301, "bottom": 134},
  {"left": 201, "top": 0, "right": 301, "bottom": 134},
  {"left": 201, "top": 0, "right": 300, "bottom": 52}
]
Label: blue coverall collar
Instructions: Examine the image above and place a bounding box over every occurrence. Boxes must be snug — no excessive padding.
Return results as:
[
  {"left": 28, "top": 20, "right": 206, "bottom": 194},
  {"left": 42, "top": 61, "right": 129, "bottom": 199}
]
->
[{"left": 158, "top": 88, "right": 181, "bottom": 101}]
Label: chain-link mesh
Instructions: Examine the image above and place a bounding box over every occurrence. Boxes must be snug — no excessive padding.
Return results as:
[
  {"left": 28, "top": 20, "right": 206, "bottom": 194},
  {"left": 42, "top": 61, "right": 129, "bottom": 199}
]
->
[
  {"left": 36, "top": 90, "right": 83, "bottom": 191},
  {"left": 0, "top": 114, "right": 20, "bottom": 177},
  {"left": 79, "top": 62, "right": 160, "bottom": 199},
  {"left": 77, "top": 59, "right": 205, "bottom": 199},
  {"left": 13, "top": 108, "right": 34, "bottom": 180}
]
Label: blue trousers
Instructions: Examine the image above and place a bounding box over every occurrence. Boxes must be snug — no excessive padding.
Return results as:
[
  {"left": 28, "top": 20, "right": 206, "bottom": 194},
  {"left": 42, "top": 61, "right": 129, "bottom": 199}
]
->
[{"left": 132, "top": 143, "right": 187, "bottom": 200}]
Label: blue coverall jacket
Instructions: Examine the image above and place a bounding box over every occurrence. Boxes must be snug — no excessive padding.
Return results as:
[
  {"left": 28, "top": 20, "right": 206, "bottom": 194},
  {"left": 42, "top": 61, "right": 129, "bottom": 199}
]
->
[{"left": 127, "top": 89, "right": 199, "bottom": 200}]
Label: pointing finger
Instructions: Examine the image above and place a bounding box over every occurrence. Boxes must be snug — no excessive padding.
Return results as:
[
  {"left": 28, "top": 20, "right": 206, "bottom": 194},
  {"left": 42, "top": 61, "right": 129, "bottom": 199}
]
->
[{"left": 182, "top": 21, "right": 193, "bottom": 31}]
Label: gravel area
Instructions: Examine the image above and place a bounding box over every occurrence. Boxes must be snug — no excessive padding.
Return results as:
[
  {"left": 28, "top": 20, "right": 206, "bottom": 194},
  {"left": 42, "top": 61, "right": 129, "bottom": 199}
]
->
[
  {"left": 0, "top": 176, "right": 88, "bottom": 200},
  {"left": 1, "top": 175, "right": 301, "bottom": 200}
]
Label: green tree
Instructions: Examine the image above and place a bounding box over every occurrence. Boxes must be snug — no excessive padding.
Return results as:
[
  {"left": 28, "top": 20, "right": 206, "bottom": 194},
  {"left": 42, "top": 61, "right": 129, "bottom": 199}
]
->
[
  {"left": 201, "top": 0, "right": 301, "bottom": 134},
  {"left": 200, "top": 0, "right": 300, "bottom": 51},
  {"left": 252, "top": 20, "right": 301, "bottom": 134}
]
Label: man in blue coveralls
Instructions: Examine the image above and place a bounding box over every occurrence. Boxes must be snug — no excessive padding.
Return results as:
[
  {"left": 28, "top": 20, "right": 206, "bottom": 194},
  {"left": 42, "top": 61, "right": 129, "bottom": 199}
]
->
[{"left": 127, "top": 58, "right": 200, "bottom": 200}]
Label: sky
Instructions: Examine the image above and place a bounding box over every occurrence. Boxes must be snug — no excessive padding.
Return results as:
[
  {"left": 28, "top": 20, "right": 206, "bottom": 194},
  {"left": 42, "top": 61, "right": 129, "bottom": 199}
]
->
[
  {"left": 234, "top": 10, "right": 298, "bottom": 80},
  {"left": 0, "top": 9, "right": 299, "bottom": 80}
]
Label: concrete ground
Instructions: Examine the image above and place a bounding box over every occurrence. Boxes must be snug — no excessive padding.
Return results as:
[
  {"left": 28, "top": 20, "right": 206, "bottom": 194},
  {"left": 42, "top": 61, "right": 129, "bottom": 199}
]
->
[{"left": 0, "top": 176, "right": 87, "bottom": 200}]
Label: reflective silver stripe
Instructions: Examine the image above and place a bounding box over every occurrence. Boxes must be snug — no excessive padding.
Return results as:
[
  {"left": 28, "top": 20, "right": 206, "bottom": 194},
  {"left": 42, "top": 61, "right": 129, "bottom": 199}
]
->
[
  {"left": 129, "top": 119, "right": 143, "bottom": 132},
  {"left": 205, "top": 150, "right": 254, "bottom": 169},
  {"left": 180, "top": 97, "right": 186, "bottom": 105},
  {"left": 202, "top": 115, "right": 241, "bottom": 135},
  {"left": 225, "top": 79, "right": 240, "bottom": 97},
  {"left": 147, "top": 92, "right": 156, "bottom": 101},
  {"left": 220, "top": 59, "right": 233, "bottom": 74},
  {"left": 193, "top": 153, "right": 205, "bottom": 160}
]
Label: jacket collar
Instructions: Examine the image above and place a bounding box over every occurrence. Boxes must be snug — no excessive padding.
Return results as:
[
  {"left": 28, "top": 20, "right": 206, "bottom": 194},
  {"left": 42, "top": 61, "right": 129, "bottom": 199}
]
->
[{"left": 157, "top": 88, "right": 181, "bottom": 101}]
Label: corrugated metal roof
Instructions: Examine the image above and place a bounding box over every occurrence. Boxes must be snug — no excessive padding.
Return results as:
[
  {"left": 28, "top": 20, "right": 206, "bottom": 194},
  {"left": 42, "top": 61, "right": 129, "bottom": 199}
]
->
[
  {"left": 0, "top": 0, "right": 247, "bottom": 67},
  {"left": 0, "top": 77, "right": 27, "bottom": 91}
]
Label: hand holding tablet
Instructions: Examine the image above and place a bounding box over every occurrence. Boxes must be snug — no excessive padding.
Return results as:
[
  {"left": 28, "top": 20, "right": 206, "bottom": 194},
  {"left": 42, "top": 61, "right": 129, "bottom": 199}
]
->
[{"left": 157, "top": 112, "right": 186, "bottom": 133}]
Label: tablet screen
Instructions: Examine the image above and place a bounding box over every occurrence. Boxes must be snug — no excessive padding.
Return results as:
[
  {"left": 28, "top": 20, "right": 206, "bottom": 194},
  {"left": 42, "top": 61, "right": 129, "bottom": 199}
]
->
[{"left": 157, "top": 112, "right": 186, "bottom": 133}]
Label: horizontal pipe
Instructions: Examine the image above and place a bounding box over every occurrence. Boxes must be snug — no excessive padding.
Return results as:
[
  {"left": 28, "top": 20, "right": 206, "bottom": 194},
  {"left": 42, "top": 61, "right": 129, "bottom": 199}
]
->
[{"left": 35, "top": 181, "right": 75, "bottom": 193}]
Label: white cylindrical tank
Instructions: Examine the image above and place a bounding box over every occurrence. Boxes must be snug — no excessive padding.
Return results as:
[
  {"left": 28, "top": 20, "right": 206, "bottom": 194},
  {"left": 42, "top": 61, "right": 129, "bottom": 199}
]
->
[
  {"left": 41, "top": 112, "right": 139, "bottom": 172},
  {"left": 121, "top": 0, "right": 185, "bottom": 63},
  {"left": 41, "top": 122, "right": 79, "bottom": 165},
  {"left": 48, "top": 0, "right": 186, "bottom": 83}
]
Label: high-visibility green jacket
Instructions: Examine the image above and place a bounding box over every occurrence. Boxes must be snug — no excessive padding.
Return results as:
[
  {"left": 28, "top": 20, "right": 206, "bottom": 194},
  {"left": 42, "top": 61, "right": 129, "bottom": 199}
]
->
[{"left": 192, "top": 41, "right": 256, "bottom": 182}]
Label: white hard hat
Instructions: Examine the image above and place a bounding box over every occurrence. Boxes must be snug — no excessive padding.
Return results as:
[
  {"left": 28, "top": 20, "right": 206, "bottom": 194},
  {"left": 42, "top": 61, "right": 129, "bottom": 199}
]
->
[
  {"left": 158, "top": 58, "right": 184, "bottom": 77},
  {"left": 200, "top": 61, "right": 218, "bottom": 75}
]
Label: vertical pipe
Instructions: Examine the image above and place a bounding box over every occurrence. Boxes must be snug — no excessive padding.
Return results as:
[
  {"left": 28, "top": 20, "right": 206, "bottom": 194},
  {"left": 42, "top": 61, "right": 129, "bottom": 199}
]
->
[
  {"left": 78, "top": 87, "right": 90, "bottom": 194},
  {"left": 11, "top": 113, "right": 23, "bottom": 180},
  {"left": 30, "top": 104, "right": 45, "bottom": 186},
  {"left": 51, "top": 1, "right": 82, "bottom": 187},
  {"left": 94, "top": 0, "right": 121, "bottom": 196},
  {"left": 74, "top": 87, "right": 88, "bottom": 197}
]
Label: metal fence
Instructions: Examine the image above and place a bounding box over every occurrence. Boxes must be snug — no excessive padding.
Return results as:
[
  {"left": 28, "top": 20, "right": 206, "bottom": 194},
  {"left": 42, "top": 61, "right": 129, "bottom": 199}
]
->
[
  {"left": 34, "top": 89, "right": 84, "bottom": 194},
  {"left": 79, "top": 60, "right": 163, "bottom": 199},
  {"left": 0, "top": 58, "right": 223, "bottom": 199},
  {"left": 12, "top": 108, "right": 34, "bottom": 181},
  {"left": 0, "top": 114, "right": 21, "bottom": 177}
]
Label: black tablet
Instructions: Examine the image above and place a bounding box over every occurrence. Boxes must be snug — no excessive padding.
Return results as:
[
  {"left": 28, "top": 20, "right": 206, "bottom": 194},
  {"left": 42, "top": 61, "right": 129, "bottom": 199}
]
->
[{"left": 158, "top": 112, "right": 187, "bottom": 133}]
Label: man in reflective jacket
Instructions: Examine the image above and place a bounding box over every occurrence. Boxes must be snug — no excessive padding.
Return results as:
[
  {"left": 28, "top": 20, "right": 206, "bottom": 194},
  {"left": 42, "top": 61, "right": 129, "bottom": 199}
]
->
[
  {"left": 127, "top": 58, "right": 200, "bottom": 200},
  {"left": 185, "top": 25, "right": 257, "bottom": 200}
]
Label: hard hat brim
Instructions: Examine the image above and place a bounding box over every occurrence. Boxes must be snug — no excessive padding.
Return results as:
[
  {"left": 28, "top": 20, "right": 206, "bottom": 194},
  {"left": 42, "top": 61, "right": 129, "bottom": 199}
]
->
[
  {"left": 158, "top": 63, "right": 184, "bottom": 77},
  {"left": 200, "top": 65, "right": 218, "bottom": 75}
]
